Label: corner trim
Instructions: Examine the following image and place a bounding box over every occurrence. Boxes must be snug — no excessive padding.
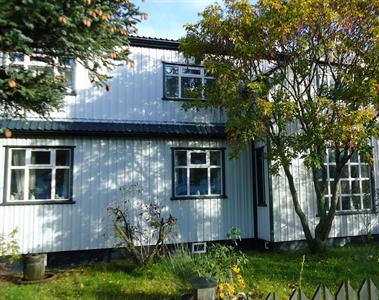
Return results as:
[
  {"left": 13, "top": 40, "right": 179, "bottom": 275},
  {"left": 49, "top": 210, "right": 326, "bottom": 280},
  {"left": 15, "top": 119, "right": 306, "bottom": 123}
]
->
[{"left": 267, "top": 139, "right": 275, "bottom": 242}]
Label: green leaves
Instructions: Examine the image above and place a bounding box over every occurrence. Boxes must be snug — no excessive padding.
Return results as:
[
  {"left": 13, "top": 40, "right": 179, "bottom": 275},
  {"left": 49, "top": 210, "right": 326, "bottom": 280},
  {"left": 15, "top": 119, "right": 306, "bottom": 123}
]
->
[
  {"left": 181, "top": 0, "right": 379, "bottom": 250},
  {"left": 0, "top": 0, "right": 142, "bottom": 117}
]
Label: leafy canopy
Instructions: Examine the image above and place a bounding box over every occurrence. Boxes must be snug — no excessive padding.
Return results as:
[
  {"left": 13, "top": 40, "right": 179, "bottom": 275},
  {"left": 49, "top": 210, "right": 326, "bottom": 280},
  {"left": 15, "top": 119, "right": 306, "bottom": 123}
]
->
[
  {"left": 0, "top": 0, "right": 142, "bottom": 117},
  {"left": 181, "top": 0, "right": 378, "bottom": 169},
  {"left": 181, "top": 0, "right": 379, "bottom": 251}
]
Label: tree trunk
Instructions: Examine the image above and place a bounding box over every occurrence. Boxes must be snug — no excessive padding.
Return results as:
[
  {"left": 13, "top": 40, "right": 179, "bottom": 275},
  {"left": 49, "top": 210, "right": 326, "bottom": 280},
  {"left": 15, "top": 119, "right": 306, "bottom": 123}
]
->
[{"left": 283, "top": 165, "right": 317, "bottom": 251}]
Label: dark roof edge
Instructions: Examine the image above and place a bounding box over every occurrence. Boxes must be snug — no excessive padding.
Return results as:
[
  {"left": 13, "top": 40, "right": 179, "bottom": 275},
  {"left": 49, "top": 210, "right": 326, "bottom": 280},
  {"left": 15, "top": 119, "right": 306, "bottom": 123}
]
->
[
  {"left": 0, "top": 120, "right": 226, "bottom": 139},
  {"left": 129, "top": 36, "right": 180, "bottom": 50}
]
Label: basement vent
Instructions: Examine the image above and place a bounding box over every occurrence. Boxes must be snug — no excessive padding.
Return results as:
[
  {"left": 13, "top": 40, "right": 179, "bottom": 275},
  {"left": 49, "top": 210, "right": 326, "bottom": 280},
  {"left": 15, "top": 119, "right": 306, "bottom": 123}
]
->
[{"left": 191, "top": 242, "right": 207, "bottom": 254}]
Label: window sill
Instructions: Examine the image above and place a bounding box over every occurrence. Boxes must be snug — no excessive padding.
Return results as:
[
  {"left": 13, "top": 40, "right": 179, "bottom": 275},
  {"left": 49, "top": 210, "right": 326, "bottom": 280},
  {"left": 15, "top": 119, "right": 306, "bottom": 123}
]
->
[
  {"left": 171, "top": 195, "right": 228, "bottom": 200},
  {"left": 162, "top": 97, "right": 207, "bottom": 102},
  {"left": 316, "top": 210, "right": 376, "bottom": 217},
  {"left": 335, "top": 210, "right": 376, "bottom": 216},
  {"left": 258, "top": 203, "right": 268, "bottom": 207},
  {"left": 1, "top": 200, "right": 75, "bottom": 206}
]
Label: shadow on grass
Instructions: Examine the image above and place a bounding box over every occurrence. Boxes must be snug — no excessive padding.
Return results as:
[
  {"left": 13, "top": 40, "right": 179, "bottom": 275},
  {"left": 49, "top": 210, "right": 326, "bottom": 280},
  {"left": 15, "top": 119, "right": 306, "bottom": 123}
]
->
[{"left": 87, "top": 281, "right": 180, "bottom": 300}]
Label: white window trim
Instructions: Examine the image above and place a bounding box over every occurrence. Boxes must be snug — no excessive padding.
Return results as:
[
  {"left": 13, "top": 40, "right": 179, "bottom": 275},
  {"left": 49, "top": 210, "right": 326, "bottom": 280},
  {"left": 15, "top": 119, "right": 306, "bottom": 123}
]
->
[
  {"left": 323, "top": 150, "right": 374, "bottom": 212},
  {"left": 3, "top": 52, "right": 75, "bottom": 93},
  {"left": 5, "top": 147, "right": 74, "bottom": 204},
  {"left": 172, "top": 148, "right": 225, "bottom": 199},
  {"left": 163, "top": 62, "right": 213, "bottom": 100}
]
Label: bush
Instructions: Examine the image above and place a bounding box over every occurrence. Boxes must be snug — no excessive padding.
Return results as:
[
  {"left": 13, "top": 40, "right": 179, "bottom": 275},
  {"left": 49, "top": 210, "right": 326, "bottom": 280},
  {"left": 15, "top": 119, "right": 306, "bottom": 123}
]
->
[{"left": 0, "top": 229, "right": 20, "bottom": 271}]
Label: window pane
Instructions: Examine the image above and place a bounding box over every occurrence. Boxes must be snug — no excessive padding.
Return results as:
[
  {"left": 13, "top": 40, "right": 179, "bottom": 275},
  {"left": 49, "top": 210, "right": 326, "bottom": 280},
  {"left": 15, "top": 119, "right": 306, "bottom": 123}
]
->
[
  {"left": 190, "top": 168, "right": 208, "bottom": 195},
  {"left": 350, "top": 165, "right": 359, "bottom": 178},
  {"left": 12, "top": 150, "right": 25, "bottom": 166},
  {"left": 58, "top": 67, "right": 73, "bottom": 91},
  {"left": 328, "top": 150, "right": 335, "bottom": 163},
  {"left": 341, "top": 197, "right": 351, "bottom": 210},
  {"left": 362, "top": 180, "right": 370, "bottom": 194},
  {"left": 210, "top": 151, "right": 221, "bottom": 166},
  {"left": 31, "top": 151, "right": 50, "bottom": 164},
  {"left": 329, "top": 165, "right": 336, "bottom": 179},
  {"left": 352, "top": 196, "right": 361, "bottom": 210},
  {"left": 29, "top": 65, "right": 54, "bottom": 76},
  {"left": 361, "top": 165, "right": 369, "bottom": 178},
  {"left": 10, "top": 169, "right": 24, "bottom": 200},
  {"left": 210, "top": 168, "right": 221, "bottom": 194},
  {"left": 351, "top": 180, "right": 360, "bottom": 194},
  {"left": 165, "top": 65, "right": 179, "bottom": 75},
  {"left": 56, "top": 169, "right": 70, "bottom": 199},
  {"left": 341, "top": 166, "right": 348, "bottom": 178},
  {"left": 341, "top": 181, "right": 350, "bottom": 194},
  {"left": 175, "top": 151, "right": 187, "bottom": 166},
  {"left": 29, "top": 169, "right": 52, "bottom": 200},
  {"left": 181, "top": 77, "right": 202, "bottom": 98},
  {"left": 10, "top": 53, "right": 24, "bottom": 63},
  {"left": 191, "top": 152, "right": 206, "bottom": 164},
  {"left": 182, "top": 68, "right": 201, "bottom": 75},
  {"left": 363, "top": 195, "right": 371, "bottom": 209},
  {"left": 56, "top": 150, "right": 70, "bottom": 166},
  {"left": 165, "top": 76, "right": 179, "bottom": 98},
  {"left": 175, "top": 169, "right": 187, "bottom": 196},
  {"left": 350, "top": 152, "right": 358, "bottom": 163}
]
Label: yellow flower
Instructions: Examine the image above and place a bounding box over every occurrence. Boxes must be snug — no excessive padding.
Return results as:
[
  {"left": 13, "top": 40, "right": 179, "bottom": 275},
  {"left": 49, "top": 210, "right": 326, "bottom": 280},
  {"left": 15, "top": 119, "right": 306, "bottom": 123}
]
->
[
  {"left": 232, "top": 265, "right": 240, "bottom": 274},
  {"left": 219, "top": 292, "right": 225, "bottom": 299}
]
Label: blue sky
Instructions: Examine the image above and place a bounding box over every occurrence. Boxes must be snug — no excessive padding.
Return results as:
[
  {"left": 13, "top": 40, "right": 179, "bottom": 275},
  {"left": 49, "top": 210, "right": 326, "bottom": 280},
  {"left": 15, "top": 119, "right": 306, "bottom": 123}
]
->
[{"left": 135, "top": 0, "right": 218, "bottom": 40}]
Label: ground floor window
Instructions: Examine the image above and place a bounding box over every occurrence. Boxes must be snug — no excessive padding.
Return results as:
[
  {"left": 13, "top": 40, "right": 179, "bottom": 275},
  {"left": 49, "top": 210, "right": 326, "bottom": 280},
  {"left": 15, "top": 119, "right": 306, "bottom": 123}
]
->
[
  {"left": 324, "top": 149, "right": 374, "bottom": 212},
  {"left": 172, "top": 148, "right": 225, "bottom": 199},
  {"left": 5, "top": 147, "right": 73, "bottom": 203}
]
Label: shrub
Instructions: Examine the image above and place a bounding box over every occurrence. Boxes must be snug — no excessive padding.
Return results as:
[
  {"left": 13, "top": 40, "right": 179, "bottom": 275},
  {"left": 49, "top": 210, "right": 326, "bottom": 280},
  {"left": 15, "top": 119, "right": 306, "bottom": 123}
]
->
[
  {"left": 107, "top": 184, "right": 177, "bottom": 266},
  {"left": 0, "top": 229, "right": 20, "bottom": 271}
]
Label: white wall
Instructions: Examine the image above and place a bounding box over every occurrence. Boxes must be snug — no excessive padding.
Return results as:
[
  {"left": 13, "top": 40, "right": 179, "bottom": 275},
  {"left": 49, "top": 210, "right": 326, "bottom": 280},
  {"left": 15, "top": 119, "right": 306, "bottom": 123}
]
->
[
  {"left": 0, "top": 136, "right": 253, "bottom": 254},
  {"left": 38, "top": 46, "right": 225, "bottom": 124},
  {"left": 271, "top": 140, "right": 379, "bottom": 242}
]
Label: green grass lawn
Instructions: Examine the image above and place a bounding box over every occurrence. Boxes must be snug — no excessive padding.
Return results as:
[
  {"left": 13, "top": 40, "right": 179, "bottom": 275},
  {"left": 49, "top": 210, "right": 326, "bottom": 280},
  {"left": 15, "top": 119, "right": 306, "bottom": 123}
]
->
[{"left": 1, "top": 243, "right": 378, "bottom": 300}]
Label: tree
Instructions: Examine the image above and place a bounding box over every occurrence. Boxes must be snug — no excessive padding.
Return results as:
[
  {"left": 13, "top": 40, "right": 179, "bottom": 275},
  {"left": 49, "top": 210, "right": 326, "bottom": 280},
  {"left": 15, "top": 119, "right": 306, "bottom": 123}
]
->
[
  {"left": 181, "top": 0, "right": 379, "bottom": 252},
  {"left": 0, "top": 0, "right": 143, "bottom": 117}
]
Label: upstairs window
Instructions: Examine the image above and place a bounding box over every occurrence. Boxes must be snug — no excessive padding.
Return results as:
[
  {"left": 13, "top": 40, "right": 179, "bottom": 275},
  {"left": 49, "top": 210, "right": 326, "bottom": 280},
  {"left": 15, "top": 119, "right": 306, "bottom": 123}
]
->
[
  {"left": 163, "top": 62, "right": 214, "bottom": 100},
  {"left": 5, "top": 147, "right": 73, "bottom": 203},
  {"left": 323, "top": 149, "right": 374, "bottom": 212},
  {"left": 172, "top": 148, "right": 225, "bottom": 199},
  {"left": 3, "top": 53, "right": 75, "bottom": 94}
]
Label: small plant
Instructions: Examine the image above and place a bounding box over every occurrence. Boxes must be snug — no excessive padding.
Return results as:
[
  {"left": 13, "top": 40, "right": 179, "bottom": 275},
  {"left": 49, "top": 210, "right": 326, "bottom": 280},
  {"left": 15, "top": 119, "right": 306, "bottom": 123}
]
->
[
  {"left": 0, "top": 229, "right": 20, "bottom": 271},
  {"left": 192, "top": 227, "right": 249, "bottom": 299},
  {"left": 107, "top": 184, "right": 177, "bottom": 266}
]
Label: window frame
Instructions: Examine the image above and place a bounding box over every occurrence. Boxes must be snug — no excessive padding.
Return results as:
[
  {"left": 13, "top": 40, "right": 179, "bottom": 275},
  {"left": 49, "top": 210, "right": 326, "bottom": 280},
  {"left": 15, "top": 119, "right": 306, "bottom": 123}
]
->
[
  {"left": 2, "top": 146, "right": 75, "bottom": 206},
  {"left": 162, "top": 61, "right": 214, "bottom": 101},
  {"left": 254, "top": 147, "right": 267, "bottom": 207},
  {"left": 2, "top": 52, "right": 76, "bottom": 95},
  {"left": 321, "top": 149, "right": 376, "bottom": 215},
  {"left": 171, "top": 147, "right": 227, "bottom": 200}
]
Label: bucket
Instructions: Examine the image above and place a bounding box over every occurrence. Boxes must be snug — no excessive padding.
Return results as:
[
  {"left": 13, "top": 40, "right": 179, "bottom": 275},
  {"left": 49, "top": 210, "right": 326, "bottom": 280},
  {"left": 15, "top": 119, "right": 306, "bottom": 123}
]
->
[{"left": 23, "top": 254, "right": 46, "bottom": 281}]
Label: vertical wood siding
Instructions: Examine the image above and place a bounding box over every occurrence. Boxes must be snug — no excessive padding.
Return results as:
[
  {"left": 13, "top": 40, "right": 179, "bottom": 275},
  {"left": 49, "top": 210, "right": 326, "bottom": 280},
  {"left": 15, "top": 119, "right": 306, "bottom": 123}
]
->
[
  {"left": 45, "top": 47, "right": 225, "bottom": 124},
  {"left": 271, "top": 140, "right": 379, "bottom": 242},
  {"left": 0, "top": 137, "right": 253, "bottom": 254}
]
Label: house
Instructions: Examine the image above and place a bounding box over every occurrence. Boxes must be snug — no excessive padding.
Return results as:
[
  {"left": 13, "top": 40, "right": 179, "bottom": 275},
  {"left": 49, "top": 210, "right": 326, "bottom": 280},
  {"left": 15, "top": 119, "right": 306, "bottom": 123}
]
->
[{"left": 0, "top": 37, "right": 378, "bottom": 259}]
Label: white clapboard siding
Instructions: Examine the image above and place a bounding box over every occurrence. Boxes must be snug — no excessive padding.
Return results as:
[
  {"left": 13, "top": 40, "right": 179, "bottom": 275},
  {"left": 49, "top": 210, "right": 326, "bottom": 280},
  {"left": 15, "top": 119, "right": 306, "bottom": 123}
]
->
[
  {"left": 272, "top": 139, "right": 379, "bottom": 242},
  {"left": 43, "top": 46, "right": 225, "bottom": 124},
  {"left": 0, "top": 137, "right": 253, "bottom": 254}
]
